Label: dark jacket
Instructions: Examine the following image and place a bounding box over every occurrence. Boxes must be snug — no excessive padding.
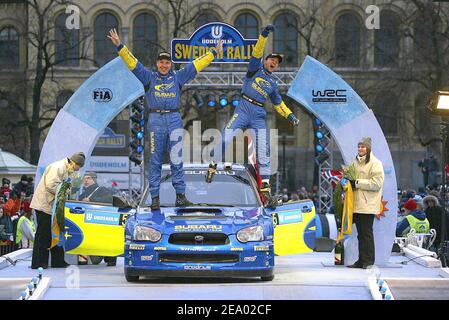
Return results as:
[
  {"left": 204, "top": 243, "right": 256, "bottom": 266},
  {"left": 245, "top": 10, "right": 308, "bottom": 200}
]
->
[
  {"left": 11, "top": 181, "right": 32, "bottom": 198},
  {"left": 78, "top": 183, "right": 113, "bottom": 204},
  {"left": 423, "top": 195, "right": 448, "bottom": 246}
]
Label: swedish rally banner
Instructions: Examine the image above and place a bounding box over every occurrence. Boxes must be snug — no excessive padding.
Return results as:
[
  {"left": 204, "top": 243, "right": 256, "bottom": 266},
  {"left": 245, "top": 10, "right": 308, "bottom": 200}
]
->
[{"left": 171, "top": 22, "right": 257, "bottom": 63}]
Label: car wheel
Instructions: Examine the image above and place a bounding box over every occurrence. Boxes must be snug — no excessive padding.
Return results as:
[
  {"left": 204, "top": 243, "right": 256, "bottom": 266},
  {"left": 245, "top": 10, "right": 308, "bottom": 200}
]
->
[
  {"left": 89, "top": 256, "right": 104, "bottom": 265},
  {"left": 125, "top": 274, "right": 140, "bottom": 282},
  {"left": 261, "top": 275, "right": 274, "bottom": 281}
]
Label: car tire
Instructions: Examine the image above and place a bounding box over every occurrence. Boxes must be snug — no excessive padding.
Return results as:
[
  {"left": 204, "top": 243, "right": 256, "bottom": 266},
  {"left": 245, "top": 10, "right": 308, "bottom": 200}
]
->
[
  {"left": 125, "top": 274, "right": 140, "bottom": 282},
  {"left": 89, "top": 256, "right": 104, "bottom": 265},
  {"left": 260, "top": 275, "right": 274, "bottom": 281}
]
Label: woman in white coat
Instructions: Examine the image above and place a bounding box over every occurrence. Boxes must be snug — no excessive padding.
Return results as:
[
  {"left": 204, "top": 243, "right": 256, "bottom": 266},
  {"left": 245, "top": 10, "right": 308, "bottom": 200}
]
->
[{"left": 343, "top": 137, "right": 384, "bottom": 269}]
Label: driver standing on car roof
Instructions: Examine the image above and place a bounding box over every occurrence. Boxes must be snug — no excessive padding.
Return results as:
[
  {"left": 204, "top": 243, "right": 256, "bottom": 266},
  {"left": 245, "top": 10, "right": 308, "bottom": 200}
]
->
[{"left": 108, "top": 29, "right": 223, "bottom": 210}]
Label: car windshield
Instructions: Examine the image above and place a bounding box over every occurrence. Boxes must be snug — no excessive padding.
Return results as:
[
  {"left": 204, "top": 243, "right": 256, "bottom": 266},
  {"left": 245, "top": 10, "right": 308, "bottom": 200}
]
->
[{"left": 144, "top": 169, "right": 260, "bottom": 207}]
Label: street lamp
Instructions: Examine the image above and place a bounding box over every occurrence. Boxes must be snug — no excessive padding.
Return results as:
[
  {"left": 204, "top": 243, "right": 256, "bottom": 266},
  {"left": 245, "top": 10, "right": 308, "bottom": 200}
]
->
[
  {"left": 429, "top": 91, "right": 449, "bottom": 115},
  {"left": 429, "top": 91, "right": 449, "bottom": 267}
]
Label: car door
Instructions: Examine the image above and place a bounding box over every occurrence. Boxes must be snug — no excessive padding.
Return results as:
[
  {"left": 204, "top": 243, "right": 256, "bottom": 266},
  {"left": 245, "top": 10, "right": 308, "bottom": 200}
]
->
[
  {"left": 63, "top": 200, "right": 133, "bottom": 256},
  {"left": 265, "top": 199, "right": 316, "bottom": 256}
]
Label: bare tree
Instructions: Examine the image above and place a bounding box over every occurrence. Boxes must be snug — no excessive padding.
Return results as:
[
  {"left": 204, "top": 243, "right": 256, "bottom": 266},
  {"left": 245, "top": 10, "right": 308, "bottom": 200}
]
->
[
  {"left": 1, "top": 0, "right": 94, "bottom": 164},
  {"left": 167, "top": 0, "right": 209, "bottom": 39}
]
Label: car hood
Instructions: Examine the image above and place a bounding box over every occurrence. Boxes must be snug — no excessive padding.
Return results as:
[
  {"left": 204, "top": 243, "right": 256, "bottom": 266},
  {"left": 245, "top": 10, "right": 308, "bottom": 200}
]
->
[{"left": 135, "top": 206, "right": 263, "bottom": 234}]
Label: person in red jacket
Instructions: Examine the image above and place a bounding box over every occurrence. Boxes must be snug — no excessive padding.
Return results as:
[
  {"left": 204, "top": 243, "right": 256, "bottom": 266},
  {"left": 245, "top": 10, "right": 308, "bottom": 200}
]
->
[{"left": 1, "top": 178, "right": 11, "bottom": 201}]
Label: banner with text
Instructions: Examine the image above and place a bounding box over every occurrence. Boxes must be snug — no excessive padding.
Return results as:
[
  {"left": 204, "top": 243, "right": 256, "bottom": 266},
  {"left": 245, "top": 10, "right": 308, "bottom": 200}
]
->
[{"left": 171, "top": 22, "right": 257, "bottom": 63}]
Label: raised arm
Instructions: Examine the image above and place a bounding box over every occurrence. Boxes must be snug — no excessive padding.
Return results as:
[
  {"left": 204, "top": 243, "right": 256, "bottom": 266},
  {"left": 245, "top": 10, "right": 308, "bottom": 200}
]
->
[
  {"left": 177, "top": 40, "right": 223, "bottom": 86},
  {"left": 108, "top": 28, "right": 152, "bottom": 86},
  {"left": 247, "top": 24, "right": 274, "bottom": 77}
]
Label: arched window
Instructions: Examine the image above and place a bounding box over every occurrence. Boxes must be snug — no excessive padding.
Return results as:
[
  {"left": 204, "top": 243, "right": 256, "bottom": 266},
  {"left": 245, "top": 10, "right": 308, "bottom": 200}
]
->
[
  {"left": 55, "top": 13, "right": 80, "bottom": 66},
  {"left": 0, "top": 26, "right": 19, "bottom": 68},
  {"left": 195, "top": 12, "right": 219, "bottom": 29},
  {"left": 56, "top": 90, "right": 74, "bottom": 111},
  {"left": 234, "top": 12, "right": 259, "bottom": 39},
  {"left": 273, "top": 13, "right": 298, "bottom": 66},
  {"left": 373, "top": 92, "right": 399, "bottom": 136},
  {"left": 335, "top": 13, "right": 361, "bottom": 67},
  {"left": 414, "top": 16, "right": 434, "bottom": 63},
  {"left": 133, "top": 13, "right": 158, "bottom": 66},
  {"left": 375, "top": 10, "right": 399, "bottom": 67},
  {"left": 94, "top": 13, "right": 119, "bottom": 67}
]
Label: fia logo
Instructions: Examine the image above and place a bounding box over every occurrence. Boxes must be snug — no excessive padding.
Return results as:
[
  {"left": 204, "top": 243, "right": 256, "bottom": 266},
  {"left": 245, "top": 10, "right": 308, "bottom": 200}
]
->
[
  {"left": 211, "top": 26, "right": 223, "bottom": 39},
  {"left": 93, "top": 88, "right": 113, "bottom": 102}
]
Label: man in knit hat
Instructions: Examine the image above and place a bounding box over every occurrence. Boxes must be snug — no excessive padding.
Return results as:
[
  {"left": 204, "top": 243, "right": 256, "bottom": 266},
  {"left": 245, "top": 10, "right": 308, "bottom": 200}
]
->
[
  {"left": 341, "top": 137, "right": 384, "bottom": 269},
  {"left": 31, "top": 152, "right": 85, "bottom": 269}
]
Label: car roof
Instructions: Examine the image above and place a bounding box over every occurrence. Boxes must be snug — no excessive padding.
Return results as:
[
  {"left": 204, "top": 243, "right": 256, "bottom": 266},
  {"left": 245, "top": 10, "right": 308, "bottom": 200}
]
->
[{"left": 162, "top": 163, "right": 247, "bottom": 171}]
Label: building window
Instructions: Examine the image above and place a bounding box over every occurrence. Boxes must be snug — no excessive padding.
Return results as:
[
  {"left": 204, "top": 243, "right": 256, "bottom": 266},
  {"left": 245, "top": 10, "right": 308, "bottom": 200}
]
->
[
  {"left": 0, "top": 26, "right": 19, "bottom": 68},
  {"left": 335, "top": 13, "right": 361, "bottom": 67},
  {"left": 273, "top": 13, "right": 298, "bottom": 67},
  {"left": 234, "top": 13, "right": 259, "bottom": 39},
  {"left": 56, "top": 90, "right": 74, "bottom": 111},
  {"left": 94, "top": 13, "right": 119, "bottom": 67},
  {"left": 413, "top": 16, "right": 434, "bottom": 64},
  {"left": 133, "top": 13, "right": 158, "bottom": 66},
  {"left": 55, "top": 13, "right": 80, "bottom": 66},
  {"left": 195, "top": 12, "right": 219, "bottom": 29},
  {"left": 373, "top": 92, "right": 398, "bottom": 136},
  {"left": 375, "top": 10, "right": 399, "bottom": 67}
]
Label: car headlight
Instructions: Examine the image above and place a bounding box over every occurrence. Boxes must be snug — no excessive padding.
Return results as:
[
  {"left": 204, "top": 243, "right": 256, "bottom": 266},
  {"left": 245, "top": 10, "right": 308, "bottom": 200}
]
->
[
  {"left": 236, "top": 226, "right": 264, "bottom": 243},
  {"left": 133, "top": 225, "right": 162, "bottom": 242}
]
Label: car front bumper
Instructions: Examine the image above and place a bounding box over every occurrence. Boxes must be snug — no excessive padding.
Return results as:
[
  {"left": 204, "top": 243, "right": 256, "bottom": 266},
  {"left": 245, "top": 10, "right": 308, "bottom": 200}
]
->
[{"left": 124, "top": 238, "right": 275, "bottom": 279}]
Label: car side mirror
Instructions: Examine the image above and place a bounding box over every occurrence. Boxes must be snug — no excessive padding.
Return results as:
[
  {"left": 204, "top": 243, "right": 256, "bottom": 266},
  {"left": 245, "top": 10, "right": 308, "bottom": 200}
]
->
[{"left": 113, "top": 195, "right": 132, "bottom": 209}]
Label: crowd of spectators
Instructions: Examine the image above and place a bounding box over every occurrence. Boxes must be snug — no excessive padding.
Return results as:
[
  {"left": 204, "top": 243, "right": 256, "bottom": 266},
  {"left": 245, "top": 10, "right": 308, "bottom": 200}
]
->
[
  {"left": 396, "top": 184, "right": 449, "bottom": 251},
  {"left": 276, "top": 182, "right": 449, "bottom": 252},
  {"left": 275, "top": 185, "right": 322, "bottom": 208},
  {"left": 0, "top": 175, "right": 35, "bottom": 254}
]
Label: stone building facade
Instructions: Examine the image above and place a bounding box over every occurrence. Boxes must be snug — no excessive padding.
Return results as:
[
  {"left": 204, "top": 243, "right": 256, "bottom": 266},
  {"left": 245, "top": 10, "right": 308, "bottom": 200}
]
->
[{"left": 0, "top": 0, "right": 447, "bottom": 190}]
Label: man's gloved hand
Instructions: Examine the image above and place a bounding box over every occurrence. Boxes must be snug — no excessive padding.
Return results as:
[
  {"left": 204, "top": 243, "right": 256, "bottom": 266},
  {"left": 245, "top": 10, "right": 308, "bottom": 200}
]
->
[
  {"left": 287, "top": 113, "right": 300, "bottom": 126},
  {"left": 262, "top": 24, "right": 275, "bottom": 37}
]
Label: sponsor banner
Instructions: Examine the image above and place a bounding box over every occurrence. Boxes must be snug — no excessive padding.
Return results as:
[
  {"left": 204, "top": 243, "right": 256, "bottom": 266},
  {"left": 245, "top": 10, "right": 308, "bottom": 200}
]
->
[
  {"left": 243, "top": 256, "right": 257, "bottom": 262},
  {"left": 129, "top": 244, "right": 145, "bottom": 251},
  {"left": 171, "top": 22, "right": 257, "bottom": 64},
  {"left": 183, "top": 265, "right": 212, "bottom": 270},
  {"left": 277, "top": 210, "right": 303, "bottom": 225},
  {"left": 179, "top": 247, "right": 217, "bottom": 252},
  {"left": 95, "top": 127, "right": 126, "bottom": 149},
  {"left": 84, "top": 211, "right": 122, "bottom": 226},
  {"left": 85, "top": 156, "right": 132, "bottom": 173},
  {"left": 174, "top": 225, "right": 223, "bottom": 232}
]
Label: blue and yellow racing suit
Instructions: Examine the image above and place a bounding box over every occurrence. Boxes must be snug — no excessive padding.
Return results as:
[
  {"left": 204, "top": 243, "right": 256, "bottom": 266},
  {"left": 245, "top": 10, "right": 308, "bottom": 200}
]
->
[
  {"left": 117, "top": 44, "right": 217, "bottom": 198},
  {"left": 221, "top": 33, "right": 295, "bottom": 180}
]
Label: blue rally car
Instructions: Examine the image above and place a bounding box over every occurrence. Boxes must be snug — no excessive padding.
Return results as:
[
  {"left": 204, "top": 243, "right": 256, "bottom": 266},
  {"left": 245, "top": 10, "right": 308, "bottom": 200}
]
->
[
  {"left": 124, "top": 163, "right": 276, "bottom": 282},
  {"left": 63, "top": 163, "right": 317, "bottom": 282}
]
